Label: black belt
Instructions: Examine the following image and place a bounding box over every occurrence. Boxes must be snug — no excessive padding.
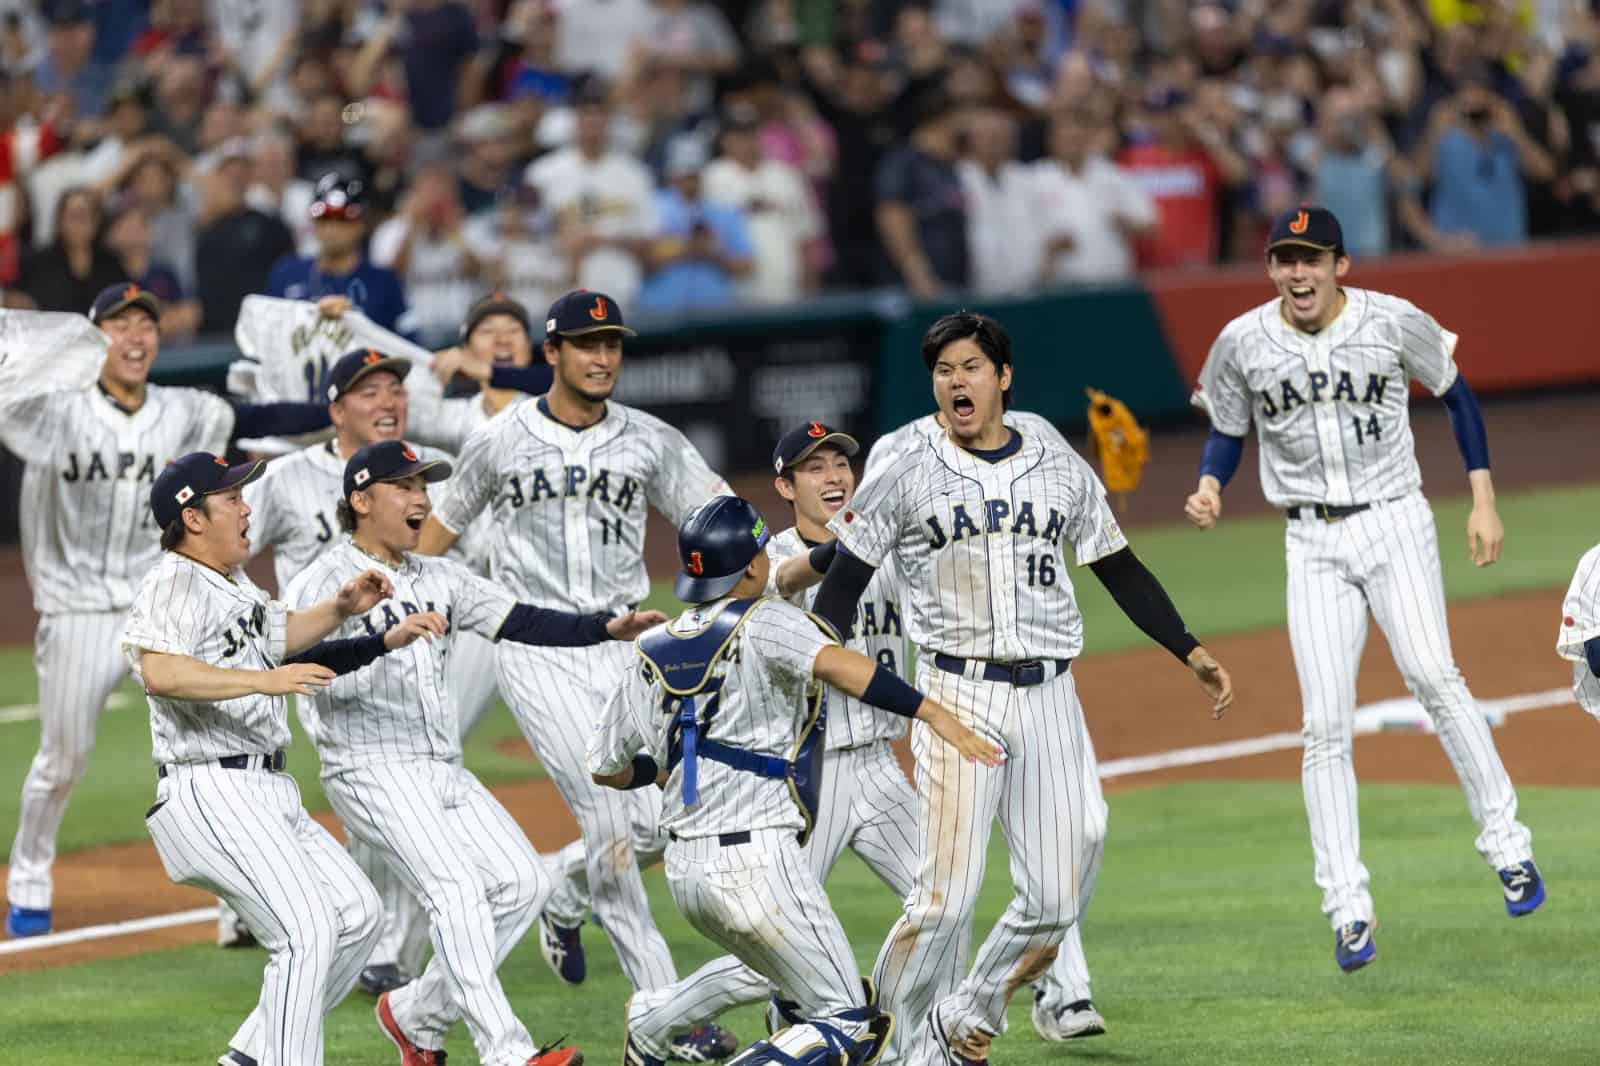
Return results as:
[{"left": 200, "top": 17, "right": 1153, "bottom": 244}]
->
[
  {"left": 158, "top": 751, "right": 286, "bottom": 780},
  {"left": 1285, "top": 496, "right": 1405, "bottom": 522},
  {"left": 668, "top": 830, "right": 754, "bottom": 847},
  {"left": 932, "top": 653, "right": 1071, "bottom": 687}
]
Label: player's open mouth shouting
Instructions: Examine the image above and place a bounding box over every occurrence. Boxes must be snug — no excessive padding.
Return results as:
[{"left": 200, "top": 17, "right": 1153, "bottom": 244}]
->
[{"left": 404, "top": 504, "right": 428, "bottom": 531}]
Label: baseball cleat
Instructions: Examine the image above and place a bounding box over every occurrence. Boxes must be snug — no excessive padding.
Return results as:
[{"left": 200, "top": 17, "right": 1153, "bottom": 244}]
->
[
  {"left": 377, "top": 991, "right": 448, "bottom": 1064},
  {"left": 928, "top": 1005, "right": 990, "bottom": 1066},
  {"left": 668, "top": 1024, "right": 739, "bottom": 1062},
  {"left": 1334, "top": 920, "right": 1376, "bottom": 973},
  {"left": 218, "top": 1049, "right": 258, "bottom": 1066},
  {"left": 217, "top": 909, "right": 257, "bottom": 948},
  {"left": 1031, "top": 993, "right": 1106, "bottom": 1041},
  {"left": 624, "top": 1032, "right": 664, "bottom": 1066},
  {"left": 537, "top": 912, "right": 587, "bottom": 985},
  {"left": 361, "top": 963, "right": 412, "bottom": 997},
  {"left": 527, "top": 1035, "right": 583, "bottom": 1066},
  {"left": 4, "top": 905, "right": 51, "bottom": 938},
  {"left": 1499, "top": 861, "right": 1546, "bottom": 917}
]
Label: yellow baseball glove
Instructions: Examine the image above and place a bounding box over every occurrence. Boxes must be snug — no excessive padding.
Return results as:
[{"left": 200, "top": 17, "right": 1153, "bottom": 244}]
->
[{"left": 1086, "top": 388, "right": 1149, "bottom": 497}]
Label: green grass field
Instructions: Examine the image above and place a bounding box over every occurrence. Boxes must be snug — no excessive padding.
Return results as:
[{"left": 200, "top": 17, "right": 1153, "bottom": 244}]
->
[{"left": 1, "top": 483, "right": 1597, "bottom": 1063}]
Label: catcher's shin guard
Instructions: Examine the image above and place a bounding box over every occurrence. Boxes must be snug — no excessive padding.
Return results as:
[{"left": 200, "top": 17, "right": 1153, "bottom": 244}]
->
[{"left": 749, "top": 980, "right": 892, "bottom": 1066}]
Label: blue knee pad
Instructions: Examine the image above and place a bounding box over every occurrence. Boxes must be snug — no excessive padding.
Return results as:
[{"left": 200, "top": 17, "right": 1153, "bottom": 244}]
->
[{"left": 756, "top": 980, "right": 893, "bottom": 1066}]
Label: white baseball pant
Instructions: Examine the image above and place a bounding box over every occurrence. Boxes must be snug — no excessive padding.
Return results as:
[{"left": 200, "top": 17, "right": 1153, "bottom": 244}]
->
[{"left": 146, "top": 762, "right": 381, "bottom": 1066}]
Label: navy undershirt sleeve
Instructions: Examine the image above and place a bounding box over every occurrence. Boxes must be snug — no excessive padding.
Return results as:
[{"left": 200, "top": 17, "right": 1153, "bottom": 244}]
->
[
  {"left": 811, "top": 545, "right": 875, "bottom": 641},
  {"left": 284, "top": 633, "right": 387, "bottom": 675},
  {"left": 1586, "top": 636, "right": 1600, "bottom": 678},
  {"left": 1088, "top": 547, "right": 1200, "bottom": 662},
  {"left": 230, "top": 402, "right": 333, "bottom": 441},
  {"left": 489, "top": 365, "right": 556, "bottom": 395},
  {"left": 1439, "top": 375, "right": 1490, "bottom": 471},
  {"left": 495, "top": 603, "right": 612, "bottom": 647},
  {"left": 1198, "top": 429, "right": 1245, "bottom": 487}
]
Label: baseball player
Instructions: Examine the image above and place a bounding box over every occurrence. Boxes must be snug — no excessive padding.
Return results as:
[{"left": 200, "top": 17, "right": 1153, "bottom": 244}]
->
[
  {"left": 811, "top": 311, "right": 1232, "bottom": 1066},
  {"left": 0, "top": 283, "right": 330, "bottom": 939},
  {"left": 1557, "top": 546, "right": 1600, "bottom": 721},
  {"left": 1186, "top": 204, "right": 1543, "bottom": 973},
  {"left": 417, "top": 290, "right": 735, "bottom": 1047},
  {"left": 589, "top": 495, "right": 1004, "bottom": 1066},
  {"left": 126, "top": 450, "right": 429, "bottom": 1066},
  {"left": 277, "top": 439, "right": 662, "bottom": 1066}
]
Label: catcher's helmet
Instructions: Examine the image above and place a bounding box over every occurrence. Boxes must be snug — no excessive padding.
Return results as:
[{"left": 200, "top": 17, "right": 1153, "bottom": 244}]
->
[
  {"left": 674, "top": 495, "right": 772, "bottom": 603},
  {"left": 309, "top": 172, "right": 367, "bottom": 221}
]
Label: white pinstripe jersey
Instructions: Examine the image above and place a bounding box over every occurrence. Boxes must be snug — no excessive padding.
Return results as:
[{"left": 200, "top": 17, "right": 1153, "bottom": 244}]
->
[
  {"left": 1192, "top": 287, "right": 1460, "bottom": 508},
  {"left": 284, "top": 541, "right": 518, "bottom": 774},
  {"left": 1, "top": 386, "right": 235, "bottom": 614},
  {"left": 431, "top": 398, "right": 730, "bottom": 613},
  {"left": 831, "top": 424, "right": 1126, "bottom": 662},
  {"left": 864, "top": 409, "right": 1073, "bottom": 476},
  {"left": 1557, "top": 544, "right": 1600, "bottom": 720},
  {"left": 765, "top": 526, "right": 907, "bottom": 749},
  {"left": 123, "top": 552, "right": 290, "bottom": 764},
  {"left": 243, "top": 439, "right": 456, "bottom": 592},
  {"left": 588, "top": 597, "right": 836, "bottom": 839}
]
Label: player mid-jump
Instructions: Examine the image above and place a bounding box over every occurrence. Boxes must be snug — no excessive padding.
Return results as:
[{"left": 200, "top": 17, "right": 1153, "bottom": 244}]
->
[{"left": 1186, "top": 205, "right": 1543, "bottom": 973}]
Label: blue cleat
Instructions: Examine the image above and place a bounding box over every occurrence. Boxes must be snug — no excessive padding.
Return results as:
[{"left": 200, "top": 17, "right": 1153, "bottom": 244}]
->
[
  {"left": 5, "top": 905, "right": 51, "bottom": 938},
  {"left": 1334, "top": 920, "right": 1376, "bottom": 973},
  {"left": 1499, "top": 862, "right": 1546, "bottom": 917},
  {"left": 537, "top": 912, "right": 587, "bottom": 986},
  {"left": 668, "top": 1025, "right": 739, "bottom": 1063}
]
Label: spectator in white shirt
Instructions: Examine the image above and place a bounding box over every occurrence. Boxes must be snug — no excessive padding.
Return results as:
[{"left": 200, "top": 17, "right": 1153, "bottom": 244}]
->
[
  {"left": 370, "top": 160, "right": 484, "bottom": 347},
  {"left": 701, "top": 107, "right": 820, "bottom": 304},
  {"left": 524, "top": 86, "right": 658, "bottom": 305},
  {"left": 957, "top": 106, "right": 1041, "bottom": 296},
  {"left": 463, "top": 184, "right": 574, "bottom": 314},
  {"left": 245, "top": 128, "right": 317, "bottom": 256},
  {"left": 1031, "top": 109, "right": 1157, "bottom": 285}
]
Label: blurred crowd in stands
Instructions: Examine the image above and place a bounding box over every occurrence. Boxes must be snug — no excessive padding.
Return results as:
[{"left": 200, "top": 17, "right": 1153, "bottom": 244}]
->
[{"left": 2, "top": 0, "right": 1599, "bottom": 347}]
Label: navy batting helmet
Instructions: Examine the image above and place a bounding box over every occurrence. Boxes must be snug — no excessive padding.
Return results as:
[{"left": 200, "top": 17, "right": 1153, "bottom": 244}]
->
[{"left": 674, "top": 495, "right": 772, "bottom": 603}]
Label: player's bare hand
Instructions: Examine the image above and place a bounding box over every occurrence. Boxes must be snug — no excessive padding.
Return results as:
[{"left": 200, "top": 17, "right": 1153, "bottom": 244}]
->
[
  {"left": 384, "top": 611, "right": 449, "bottom": 650},
  {"left": 1187, "top": 646, "right": 1233, "bottom": 718},
  {"left": 1467, "top": 503, "right": 1504, "bottom": 567},
  {"left": 919, "top": 702, "right": 1006, "bottom": 767},
  {"left": 607, "top": 610, "right": 669, "bottom": 641},
  {"left": 317, "top": 295, "right": 352, "bottom": 319},
  {"left": 1185, "top": 485, "right": 1223, "bottom": 529},
  {"left": 336, "top": 569, "right": 394, "bottom": 616},
  {"left": 261, "top": 663, "right": 336, "bottom": 696}
]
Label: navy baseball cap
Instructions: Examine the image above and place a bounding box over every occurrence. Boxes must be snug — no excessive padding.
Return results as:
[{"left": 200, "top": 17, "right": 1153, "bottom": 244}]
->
[
  {"left": 674, "top": 496, "right": 772, "bottom": 603},
  {"left": 1267, "top": 205, "right": 1345, "bottom": 256},
  {"left": 545, "top": 289, "right": 637, "bottom": 338},
  {"left": 773, "top": 421, "right": 860, "bottom": 475},
  {"left": 462, "top": 290, "right": 532, "bottom": 343},
  {"left": 151, "top": 452, "right": 266, "bottom": 529},
  {"left": 325, "top": 348, "right": 412, "bottom": 402},
  {"left": 343, "top": 440, "right": 451, "bottom": 501},
  {"left": 89, "top": 282, "right": 162, "bottom": 324}
]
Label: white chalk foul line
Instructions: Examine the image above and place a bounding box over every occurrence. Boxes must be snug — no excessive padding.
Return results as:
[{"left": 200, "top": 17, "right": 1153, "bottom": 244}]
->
[{"left": 0, "top": 687, "right": 1578, "bottom": 958}]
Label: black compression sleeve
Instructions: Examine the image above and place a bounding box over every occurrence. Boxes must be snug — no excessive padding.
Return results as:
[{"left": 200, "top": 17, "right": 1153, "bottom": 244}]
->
[
  {"left": 860, "top": 664, "right": 922, "bottom": 717},
  {"left": 495, "top": 603, "right": 612, "bottom": 647},
  {"left": 489, "top": 365, "right": 556, "bottom": 394},
  {"left": 808, "top": 540, "right": 839, "bottom": 573},
  {"left": 1088, "top": 547, "right": 1200, "bottom": 663},
  {"left": 1586, "top": 636, "right": 1600, "bottom": 679},
  {"left": 625, "top": 754, "right": 660, "bottom": 789},
  {"left": 811, "top": 545, "right": 874, "bottom": 640},
  {"left": 230, "top": 401, "right": 333, "bottom": 441},
  {"left": 283, "top": 633, "right": 387, "bottom": 675}
]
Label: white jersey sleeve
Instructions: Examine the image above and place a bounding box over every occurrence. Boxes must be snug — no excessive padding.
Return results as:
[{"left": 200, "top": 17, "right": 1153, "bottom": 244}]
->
[
  {"left": 1060, "top": 447, "right": 1129, "bottom": 565},
  {"left": 1192, "top": 319, "right": 1254, "bottom": 437},
  {"left": 430, "top": 421, "right": 499, "bottom": 536},
  {"left": 828, "top": 450, "right": 915, "bottom": 568},
  {"left": 1388, "top": 295, "right": 1460, "bottom": 396},
  {"left": 1558, "top": 545, "right": 1600, "bottom": 720},
  {"left": 176, "top": 389, "right": 238, "bottom": 455},
  {"left": 643, "top": 415, "right": 733, "bottom": 525},
  {"left": 0, "top": 389, "right": 69, "bottom": 464},
  {"left": 588, "top": 656, "right": 659, "bottom": 778},
  {"left": 450, "top": 560, "right": 520, "bottom": 638},
  {"left": 743, "top": 597, "right": 835, "bottom": 688}
]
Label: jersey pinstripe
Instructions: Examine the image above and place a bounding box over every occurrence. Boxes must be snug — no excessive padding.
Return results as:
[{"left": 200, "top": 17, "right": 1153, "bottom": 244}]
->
[
  {"left": 431, "top": 400, "right": 730, "bottom": 612},
  {"left": 284, "top": 541, "right": 517, "bottom": 774},
  {"left": 863, "top": 409, "right": 1072, "bottom": 477},
  {"left": 1557, "top": 545, "right": 1600, "bottom": 720},
  {"left": 832, "top": 427, "right": 1126, "bottom": 661},
  {"left": 2, "top": 385, "right": 235, "bottom": 613},
  {"left": 588, "top": 597, "right": 837, "bottom": 839},
  {"left": 764, "top": 527, "right": 907, "bottom": 749},
  {"left": 1192, "top": 287, "right": 1459, "bottom": 507},
  {"left": 123, "top": 552, "right": 290, "bottom": 764}
]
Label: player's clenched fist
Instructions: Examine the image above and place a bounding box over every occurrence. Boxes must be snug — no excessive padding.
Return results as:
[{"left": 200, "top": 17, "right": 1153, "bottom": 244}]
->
[
  {"left": 1185, "top": 476, "right": 1224, "bottom": 530},
  {"left": 917, "top": 701, "right": 1006, "bottom": 766},
  {"left": 1186, "top": 646, "right": 1233, "bottom": 718},
  {"left": 261, "top": 662, "right": 337, "bottom": 696},
  {"left": 384, "top": 611, "right": 449, "bottom": 650},
  {"left": 606, "top": 610, "right": 669, "bottom": 641},
  {"left": 336, "top": 568, "right": 395, "bottom": 616}
]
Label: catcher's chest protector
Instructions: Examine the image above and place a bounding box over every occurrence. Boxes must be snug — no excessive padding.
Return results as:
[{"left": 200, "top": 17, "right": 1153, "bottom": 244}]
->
[{"left": 638, "top": 597, "right": 828, "bottom": 845}]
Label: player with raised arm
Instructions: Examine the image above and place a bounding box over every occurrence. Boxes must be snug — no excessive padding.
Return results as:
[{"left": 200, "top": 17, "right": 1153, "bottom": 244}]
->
[
  {"left": 417, "top": 290, "right": 738, "bottom": 1059},
  {"left": 1, "top": 283, "right": 330, "bottom": 939},
  {"left": 589, "top": 495, "right": 1003, "bottom": 1066},
  {"left": 1186, "top": 205, "right": 1542, "bottom": 973},
  {"left": 126, "top": 451, "right": 432, "bottom": 1066},
  {"left": 811, "top": 312, "right": 1231, "bottom": 1066}
]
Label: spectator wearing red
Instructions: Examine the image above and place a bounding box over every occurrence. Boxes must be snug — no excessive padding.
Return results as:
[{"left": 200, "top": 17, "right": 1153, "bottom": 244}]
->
[
  {"left": 0, "top": 75, "right": 63, "bottom": 288},
  {"left": 1119, "top": 87, "right": 1247, "bottom": 269}
]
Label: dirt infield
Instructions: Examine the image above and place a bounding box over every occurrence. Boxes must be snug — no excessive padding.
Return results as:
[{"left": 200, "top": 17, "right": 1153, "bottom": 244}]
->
[{"left": 3, "top": 584, "right": 1589, "bottom": 974}]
